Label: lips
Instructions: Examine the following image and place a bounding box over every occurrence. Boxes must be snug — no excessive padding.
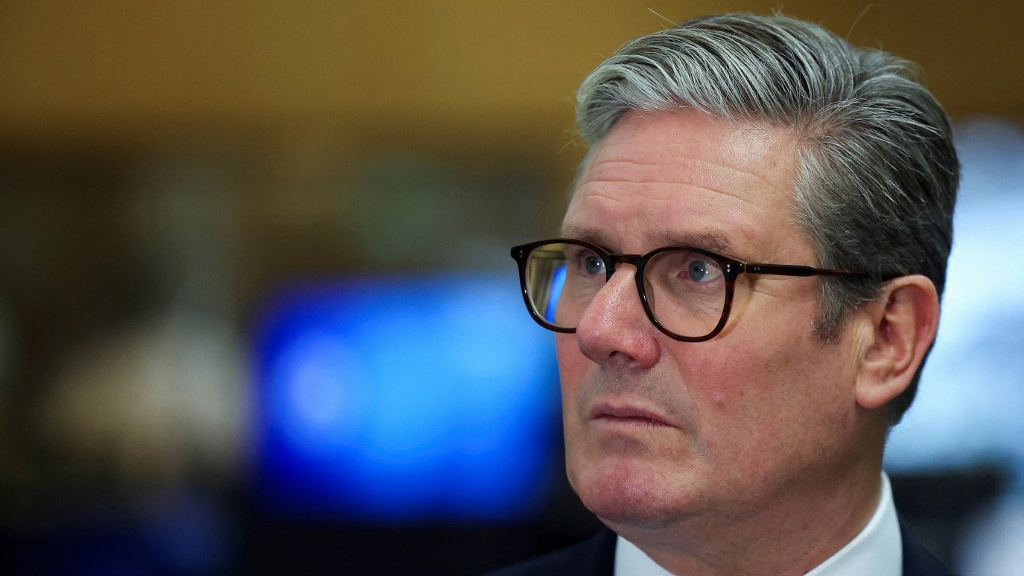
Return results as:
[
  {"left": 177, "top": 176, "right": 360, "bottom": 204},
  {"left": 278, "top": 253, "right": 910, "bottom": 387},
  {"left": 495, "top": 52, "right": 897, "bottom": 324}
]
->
[{"left": 590, "top": 402, "right": 674, "bottom": 427}]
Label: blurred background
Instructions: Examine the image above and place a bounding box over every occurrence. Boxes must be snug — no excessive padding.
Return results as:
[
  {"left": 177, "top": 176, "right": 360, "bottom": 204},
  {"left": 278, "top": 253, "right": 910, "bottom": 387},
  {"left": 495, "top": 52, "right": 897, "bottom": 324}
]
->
[{"left": 1, "top": 1, "right": 1022, "bottom": 574}]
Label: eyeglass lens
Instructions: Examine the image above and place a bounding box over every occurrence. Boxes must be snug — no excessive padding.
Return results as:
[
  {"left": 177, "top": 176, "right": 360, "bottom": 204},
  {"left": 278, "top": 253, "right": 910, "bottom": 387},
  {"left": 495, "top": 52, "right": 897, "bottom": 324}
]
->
[{"left": 523, "top": 242, "right": 728, "bottom": 339}]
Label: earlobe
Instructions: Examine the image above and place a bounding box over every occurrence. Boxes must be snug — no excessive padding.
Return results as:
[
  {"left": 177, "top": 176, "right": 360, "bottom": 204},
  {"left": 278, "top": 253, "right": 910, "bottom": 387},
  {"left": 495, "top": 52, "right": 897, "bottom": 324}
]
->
[{"left": 855, "top": 276, "right": 940, "bottom": 411}]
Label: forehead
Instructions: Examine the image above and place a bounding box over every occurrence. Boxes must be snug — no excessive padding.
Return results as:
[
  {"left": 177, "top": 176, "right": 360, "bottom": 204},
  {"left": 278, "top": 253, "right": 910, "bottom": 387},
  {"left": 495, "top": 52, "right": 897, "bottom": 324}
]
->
[{"left": 563, "top": 110, "right": 803, "bottom": 258}]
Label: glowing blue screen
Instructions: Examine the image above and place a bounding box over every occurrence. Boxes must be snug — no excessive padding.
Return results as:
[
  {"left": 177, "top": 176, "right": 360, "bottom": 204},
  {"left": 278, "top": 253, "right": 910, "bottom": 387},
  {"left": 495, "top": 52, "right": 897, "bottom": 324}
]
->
[{"left": 256, "top": 273, "right": 560, "bottom": 523}]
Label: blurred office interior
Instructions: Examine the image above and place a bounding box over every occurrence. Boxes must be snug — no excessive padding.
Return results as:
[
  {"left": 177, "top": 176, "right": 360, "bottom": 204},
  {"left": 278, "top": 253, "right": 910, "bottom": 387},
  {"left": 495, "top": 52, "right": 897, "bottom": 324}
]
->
[{"left": 1, "top": 1, "right": 1022, "bottom": 574}]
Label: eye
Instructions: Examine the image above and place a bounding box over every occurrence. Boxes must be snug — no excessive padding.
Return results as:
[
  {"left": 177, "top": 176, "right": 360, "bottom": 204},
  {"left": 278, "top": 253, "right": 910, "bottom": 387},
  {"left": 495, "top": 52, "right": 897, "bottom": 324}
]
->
[
  {"left": 583, "top": 254, "right": 605, "bottom": 276},
  {"left": 564, "top": 245, "right": 606, "bottom": 278},
  {"left": 685, "top": 257, "right": 723, "bottom": 283}
]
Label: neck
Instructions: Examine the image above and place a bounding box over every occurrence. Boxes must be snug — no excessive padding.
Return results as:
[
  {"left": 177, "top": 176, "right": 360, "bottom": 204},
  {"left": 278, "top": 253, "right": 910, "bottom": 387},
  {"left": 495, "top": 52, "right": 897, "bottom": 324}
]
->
[{"left": 607, "top": 459, "right": 884, "bottom": 576}]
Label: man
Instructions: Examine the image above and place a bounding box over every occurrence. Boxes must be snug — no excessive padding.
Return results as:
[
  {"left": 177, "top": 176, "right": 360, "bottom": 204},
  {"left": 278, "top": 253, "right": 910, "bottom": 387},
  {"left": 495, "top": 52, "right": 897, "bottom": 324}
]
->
[{"left": 497, "top": 12, "right": 958, "bottom": 576}]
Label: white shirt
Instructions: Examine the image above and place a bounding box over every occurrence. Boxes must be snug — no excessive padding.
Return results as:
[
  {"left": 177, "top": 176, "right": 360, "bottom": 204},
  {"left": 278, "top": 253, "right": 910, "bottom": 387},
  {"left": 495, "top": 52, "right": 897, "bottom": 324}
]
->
[{"left": 613, "top": 473, "right": 902, "bottom": 576}]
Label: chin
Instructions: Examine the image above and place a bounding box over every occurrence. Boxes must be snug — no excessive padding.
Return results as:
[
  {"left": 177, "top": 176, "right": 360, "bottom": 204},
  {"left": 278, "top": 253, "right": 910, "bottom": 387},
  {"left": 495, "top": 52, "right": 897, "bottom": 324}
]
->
[{"left": 570, "top": 456, "right": 700, "bottom": 529}]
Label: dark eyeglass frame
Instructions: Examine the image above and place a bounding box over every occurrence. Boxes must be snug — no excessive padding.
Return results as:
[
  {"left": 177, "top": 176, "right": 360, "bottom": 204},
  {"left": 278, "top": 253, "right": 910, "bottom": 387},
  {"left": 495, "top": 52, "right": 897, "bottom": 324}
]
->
[{"left": 511, "top": 238, "right": 881, "bottom": 342}]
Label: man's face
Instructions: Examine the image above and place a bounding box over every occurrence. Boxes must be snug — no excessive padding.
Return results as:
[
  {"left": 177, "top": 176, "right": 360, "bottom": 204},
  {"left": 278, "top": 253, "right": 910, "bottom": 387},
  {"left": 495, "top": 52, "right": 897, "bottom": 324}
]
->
[{"left": 557, "top": 110, "right": 871, "bottom": 532}]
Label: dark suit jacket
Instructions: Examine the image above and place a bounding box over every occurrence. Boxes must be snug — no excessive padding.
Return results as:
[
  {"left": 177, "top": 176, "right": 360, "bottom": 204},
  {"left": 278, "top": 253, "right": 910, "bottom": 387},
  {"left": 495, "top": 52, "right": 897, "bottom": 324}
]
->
[{"left": 484, "top": 522, "right": 954, "bottom": 576}]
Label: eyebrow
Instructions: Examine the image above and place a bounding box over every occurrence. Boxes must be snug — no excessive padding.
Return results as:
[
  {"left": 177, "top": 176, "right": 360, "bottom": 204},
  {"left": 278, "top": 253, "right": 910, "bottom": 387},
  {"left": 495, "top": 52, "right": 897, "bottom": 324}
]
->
[
  {"left": 650, "top": 230, "right": 736, "bottom": 256},
  {"left": 560, "top": 226, "right": 737, "bottom": 257}
]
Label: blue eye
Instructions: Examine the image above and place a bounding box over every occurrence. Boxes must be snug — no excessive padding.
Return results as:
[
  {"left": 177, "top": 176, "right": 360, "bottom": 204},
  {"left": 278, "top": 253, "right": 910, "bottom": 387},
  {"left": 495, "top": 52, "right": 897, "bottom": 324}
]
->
[
  {"left": 688, "top": 260, "right": 710, "bottom": 281},
  {"left": 584, "top": 255, "right": 605, "bottom": 276}
]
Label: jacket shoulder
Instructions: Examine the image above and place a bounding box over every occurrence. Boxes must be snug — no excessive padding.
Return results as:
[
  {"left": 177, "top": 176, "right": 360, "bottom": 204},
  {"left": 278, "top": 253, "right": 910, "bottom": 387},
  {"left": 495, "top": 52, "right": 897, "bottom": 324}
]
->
[
  {"left": 481, "top": 530, "right": 616, "bottom": 576},
  {"left": 901, "top": 521, "right": 958, "bottom": 576}
]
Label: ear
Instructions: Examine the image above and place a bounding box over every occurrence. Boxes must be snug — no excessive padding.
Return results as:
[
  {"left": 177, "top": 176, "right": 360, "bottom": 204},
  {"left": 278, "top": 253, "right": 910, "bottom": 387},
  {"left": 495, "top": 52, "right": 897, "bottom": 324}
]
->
[{"left": 855, "top": 275, "right": 940, "bottom": 411}]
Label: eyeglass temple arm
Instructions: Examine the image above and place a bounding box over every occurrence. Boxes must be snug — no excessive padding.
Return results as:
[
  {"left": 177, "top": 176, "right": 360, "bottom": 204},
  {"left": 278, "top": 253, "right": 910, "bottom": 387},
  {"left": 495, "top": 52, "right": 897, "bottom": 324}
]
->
[{"left": 741, "top": 263, "right": 871, "bottom": 278}]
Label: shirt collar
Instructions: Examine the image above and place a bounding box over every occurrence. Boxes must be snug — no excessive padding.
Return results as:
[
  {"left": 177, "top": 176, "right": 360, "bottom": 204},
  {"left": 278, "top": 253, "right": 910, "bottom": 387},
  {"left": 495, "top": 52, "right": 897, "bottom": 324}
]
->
[{"left": 613, "top": 473, "right": 902, "bottom": 576}]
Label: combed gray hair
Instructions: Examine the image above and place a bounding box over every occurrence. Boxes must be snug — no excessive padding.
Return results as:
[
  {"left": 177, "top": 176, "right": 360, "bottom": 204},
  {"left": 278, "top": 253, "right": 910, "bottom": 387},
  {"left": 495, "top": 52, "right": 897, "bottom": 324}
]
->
[{"left": 575, "top": 13, "right": 959, "bottom": 424}]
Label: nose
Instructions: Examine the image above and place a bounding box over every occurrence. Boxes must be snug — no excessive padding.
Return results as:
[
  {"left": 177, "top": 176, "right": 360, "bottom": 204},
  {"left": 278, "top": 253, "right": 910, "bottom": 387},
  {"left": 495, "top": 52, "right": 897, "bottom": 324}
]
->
[{"left": 573, "top": 264, "right": 661, "bottom": 370}]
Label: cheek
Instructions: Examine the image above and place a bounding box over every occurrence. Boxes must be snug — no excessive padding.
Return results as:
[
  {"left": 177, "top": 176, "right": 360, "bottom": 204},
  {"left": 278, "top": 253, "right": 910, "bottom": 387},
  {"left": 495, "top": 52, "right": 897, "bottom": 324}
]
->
[
  {"left": 679, "top": 333, "right": 825, "bottom": 439},
  {"left": 684, "top": 329, "right": 856, "bottom": 467},
  {"left": 554, "top": 335, "right": 580, "bottom": 384},
  {"left": 556, "top": 328, "right": 604, "bottom": 373},
  {"left": 555, "top": 335, "right": 586, "bottom": 418},
  {"left": 673, "top": 340, "right": 766, "bottom": 410},
  {"left": 554, "top": 336, "right": 592, "bottom": 490}
]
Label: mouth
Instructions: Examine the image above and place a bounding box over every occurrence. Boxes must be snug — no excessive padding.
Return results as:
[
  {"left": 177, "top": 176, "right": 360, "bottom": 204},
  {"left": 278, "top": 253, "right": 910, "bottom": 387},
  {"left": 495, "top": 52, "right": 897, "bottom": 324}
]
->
[{"left": 590, "top": 403, "right": 674, "bottom": 428}]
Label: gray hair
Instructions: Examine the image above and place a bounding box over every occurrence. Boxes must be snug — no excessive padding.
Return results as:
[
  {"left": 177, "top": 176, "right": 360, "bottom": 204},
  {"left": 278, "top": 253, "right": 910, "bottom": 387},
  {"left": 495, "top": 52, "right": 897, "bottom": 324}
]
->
[{"left": 574, "top": 13, "right": 959, "bottom": 424}]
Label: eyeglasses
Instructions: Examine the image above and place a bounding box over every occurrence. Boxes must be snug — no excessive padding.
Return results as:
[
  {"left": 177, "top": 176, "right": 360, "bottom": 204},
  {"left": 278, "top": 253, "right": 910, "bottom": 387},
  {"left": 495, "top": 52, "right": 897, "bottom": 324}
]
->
[{"left": 511, "top": 239, "right": 874, "bottom": 342}]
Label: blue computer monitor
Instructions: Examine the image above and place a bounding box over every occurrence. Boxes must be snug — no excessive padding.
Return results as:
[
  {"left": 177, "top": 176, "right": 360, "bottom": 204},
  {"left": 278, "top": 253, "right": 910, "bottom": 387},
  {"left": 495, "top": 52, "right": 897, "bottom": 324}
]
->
[{"left": 254, "top": 272, "right": 561, "bottom": 524}]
